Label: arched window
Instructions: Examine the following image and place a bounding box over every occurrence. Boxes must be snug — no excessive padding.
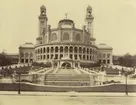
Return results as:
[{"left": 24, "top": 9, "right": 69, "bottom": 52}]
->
[
  {"left": 74, "top": 55, "right": 77, "bottom": 60},
  {"left": 55, "top": 54, "right": 58, "bottom": 59},
  {"left": 51, "top": 47, "right": 54, "bottom": 53},
  {"left": 44, "top": 55, "right": 46, "bottom": 59},
  {"left": 55, "top": 47, "right": 58, "bottom": 53},
  {"left": 83, "top": 47, "right": 86, "bottom": 53},
  {"left": 65, "top": 46, "right": 68, "bottom": 53},
  {"left": 107, "top": 53, "right": 110, "bottom": 58},
  {"left": 79, "top": 55, "right": 82, "bottom": 60},
  {"left": 43, "top": 47, "right": 46, "bottom": 53},
  {"left": 70, "top": 54, "right": 73, "bottom": 59},
  {"left": 87, "top": 48, "right": 89, "bottom": 54},
  {"left": 90, "top": 49, "right": 92, "bottom": 54},
  {"left": 63, "top": 32, "right": 70, "bottom": 41},
  {"left": 103, "top": 53, "right": 106, "bottom": 58},
  {"left": 90, "top": 56, "right": 91, "bottom": 60},
  {"left": 60, "top": 46, "right": 63, "bottom": 53},
  {"left": 79, "top": 47, "right": 82, "bottom": 53},
  {"left": 103, "top": 60, "right": 106, "bottom": 64},
  {"left": 51, "top": 54, "right": 54, "bottom": 59},
  {"left": 60, "top": 54, "right": 63, "bottom": 59},
  {"left": 47, "top": 47, "right": 49, "bottom": 53},
  {"left": 38, "top": 49, "right": 40, "bottom": 54},
  {"left": 74, "top": 47, "right": 77, "bottom": 53},
  {"left": 47, "top": 55, "right": 49, "bottom": 59},
  {"left": 41, "top": 48, "right": 42, "bottom": 54},
  {"left": 83, "top": 55, "right": 85, "bottom": 60},
  {"left": 25, "top": 53, "right": 29, "bottom": 58},
  {"left": 87, "top": 55, "right": 89, "bottom": 60},
  {"left": 76, "top": 33, "right": 81, "bottom": 41},
  {"left": 30, "top": 53, "right": 33, "bottom": 58},
  {"left": 51, "top": 33, "right": 57, "bottom": 41},
  {"left": 69, "top": 46, "right": 73, "bottom": 53}
]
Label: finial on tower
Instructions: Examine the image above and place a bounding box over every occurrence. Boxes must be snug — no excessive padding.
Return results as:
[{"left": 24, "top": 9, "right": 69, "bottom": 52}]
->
[
  {"left": 87, "top": 5, "right": 92, "bottom": 11},
  {"left": 86, "top": 5, "right": 93, "bottom": 20},
  {"left": 40, "top": 5, "right": 46, "bottom": 16},
  {"left": 41, "top": 5, "right": 46, "bottom": 8},
  {"left": 65, "top": 13, "right": 68, "bottom": 18}
]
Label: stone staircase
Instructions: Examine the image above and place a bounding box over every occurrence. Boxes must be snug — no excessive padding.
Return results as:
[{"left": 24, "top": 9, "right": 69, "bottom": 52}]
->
[
  {"left": 55, "top": 68, "right": 77, "bottom": 74},
  {"left": 44, "top": 68, "right": 91, "bottom": 86}
]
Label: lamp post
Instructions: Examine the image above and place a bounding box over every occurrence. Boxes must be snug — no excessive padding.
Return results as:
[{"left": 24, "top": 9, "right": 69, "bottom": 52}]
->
[
  {"left": 124, "top": 72, "right": 128, "bottom": 95},
  {"left": 18, "top": 73, "right": 21, "bottom": 94}
]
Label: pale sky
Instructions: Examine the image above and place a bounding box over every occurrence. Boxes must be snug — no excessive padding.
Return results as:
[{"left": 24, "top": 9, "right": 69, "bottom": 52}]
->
[{"left": 0, "top": 0, "right": 136, "bottom": 55}]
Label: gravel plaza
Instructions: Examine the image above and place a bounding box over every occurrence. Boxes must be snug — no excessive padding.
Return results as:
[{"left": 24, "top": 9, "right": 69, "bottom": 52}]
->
[{"left": 0, "top": 92, "right": 136, "bottom": 105}]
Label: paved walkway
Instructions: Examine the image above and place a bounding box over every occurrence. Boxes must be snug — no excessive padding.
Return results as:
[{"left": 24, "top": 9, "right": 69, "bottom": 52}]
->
[{"left": 0, "top": 91, "right": 136, "bottom": 96}]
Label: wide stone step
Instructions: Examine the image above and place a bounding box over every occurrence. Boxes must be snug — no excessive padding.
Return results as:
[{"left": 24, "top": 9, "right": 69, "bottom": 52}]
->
[
  {"left": 44, "top": 81, "right": 90, "bottom": 86},
  {"left": 46, "top": 74, "right": 89, "bottom": 76},
  {"left": 45, "top": 76, "right": 90, "bottom": 81},
  {"left": 45, "top": 79, "right": 90, "bottom": 81}
]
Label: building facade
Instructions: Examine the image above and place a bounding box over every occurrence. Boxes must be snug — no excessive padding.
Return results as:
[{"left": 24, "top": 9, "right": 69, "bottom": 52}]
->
[
  {"left": 18, "top": 5, "right": 113, "bottom": 68},
  {"left": 98, "top": 43, "right": 113, "bottom": 65},
  {"left": 19, "top": 43, "right": 34, "bottom": 64}
]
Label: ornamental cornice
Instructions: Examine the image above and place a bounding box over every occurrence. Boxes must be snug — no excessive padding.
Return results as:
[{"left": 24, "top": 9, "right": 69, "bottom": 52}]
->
[{"left": 34, "top": 42, "right": 98, "bottom": 49}]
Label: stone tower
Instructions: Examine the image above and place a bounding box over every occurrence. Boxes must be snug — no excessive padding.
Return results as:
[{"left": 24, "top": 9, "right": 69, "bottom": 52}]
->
[
  {"left": 36, "top": 5, "right": 48, "bottom": 44},
  {"left": 85, "top": 5, "right": 94, "bottom": 37}
]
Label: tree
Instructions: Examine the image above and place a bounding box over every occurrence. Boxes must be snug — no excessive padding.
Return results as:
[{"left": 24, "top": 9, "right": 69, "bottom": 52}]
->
[
  {"left": 124, "top": 53, "right": 133, "bottom": 67},
  {"left": 118, "top": 57, "right": 125, "bottom": 66},
  {"left": 0, "top": 53, "right": 12, "bottom": 66},
  {"left": 118, "top": 53, "right": 133, "bottom": 67},
  {"left": 32, "top": 62, "right": 51, "bottom": 68}
]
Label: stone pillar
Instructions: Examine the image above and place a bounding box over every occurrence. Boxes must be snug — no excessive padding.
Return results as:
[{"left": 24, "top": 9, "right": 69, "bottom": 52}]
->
[
  {"left": 68, "top": 46, "right": 70, "bottom": 57},
  {"left": 73, "top": 47, "right": 75, "bottom": 60},
  {"left": 49, "top": 47, "right": 51, "bottom": 60},
  {"left": 73, "top": 62, "right": 75, "bottom": 68},
  {"left": 77, "top": 47, "right": 79, "bottom": 61},
  {"left": 18, "top": 54, "right": 21, "bottom": 64},
  {"left": 95, "top": 51, "right": 98, "bottom": 62},
  {"left": 58, "top": 47, "right": 60, "bottom": 60},
  {"left": 28, "top": 53, "right": 30, "bottom": 64},
  {"left": 78, "top": 61, "right": 80, "bottom": 68},
  {"left": 94, "top": 50, "right": 95, "bottom": 62},
  {"left": 110, "top": 53, "right": 112, "bottom": 65},
  {"left": 81, "top": 47, "right": 83, "bottom": 61},
  {"left": 85, "top": 48, "right": 87, "bottom": 60},
  {"left": 59, "top": 61, "right": 61, "bottom": 68},
  {"left": 63, "top": 46, "right": 65, "bottom": 57}
]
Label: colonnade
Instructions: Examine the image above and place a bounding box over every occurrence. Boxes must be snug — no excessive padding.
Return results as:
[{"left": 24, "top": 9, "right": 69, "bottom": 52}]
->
[{"left": 34, "top": 45, "right": 98, "bottom": 62}]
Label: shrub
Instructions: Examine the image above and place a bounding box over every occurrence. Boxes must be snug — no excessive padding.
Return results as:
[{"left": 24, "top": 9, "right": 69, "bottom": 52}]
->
[
  {"left": 21, "top": 79, "right": 32, "bottom": 83},
  {"left": 32, "top": 62, "right": 52, "bottom": 68}
]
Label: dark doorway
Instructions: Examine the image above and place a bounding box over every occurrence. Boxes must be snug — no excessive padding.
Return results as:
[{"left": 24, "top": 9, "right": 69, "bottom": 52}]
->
[{"left": 61, "top": 62, "right": 71, "bottom": 69}]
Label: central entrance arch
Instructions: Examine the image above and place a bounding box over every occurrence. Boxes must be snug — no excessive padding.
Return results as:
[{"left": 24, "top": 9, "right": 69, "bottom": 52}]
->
[{"left": 61, "top": 62, "right": 72, "bottom": 69}]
